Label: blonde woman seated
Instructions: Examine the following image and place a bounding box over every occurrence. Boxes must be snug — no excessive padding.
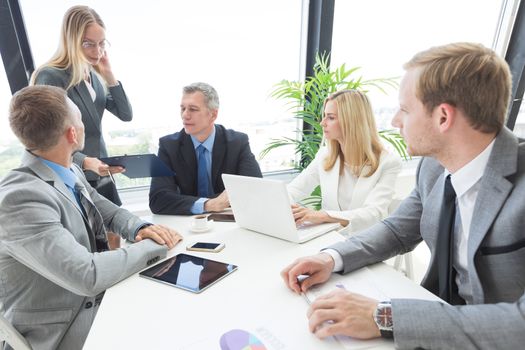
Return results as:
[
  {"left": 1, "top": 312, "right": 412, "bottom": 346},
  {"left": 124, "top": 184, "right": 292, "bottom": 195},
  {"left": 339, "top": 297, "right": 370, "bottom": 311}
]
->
[{"left": 288, "top": 90, "right": 402, "bottom": 233}]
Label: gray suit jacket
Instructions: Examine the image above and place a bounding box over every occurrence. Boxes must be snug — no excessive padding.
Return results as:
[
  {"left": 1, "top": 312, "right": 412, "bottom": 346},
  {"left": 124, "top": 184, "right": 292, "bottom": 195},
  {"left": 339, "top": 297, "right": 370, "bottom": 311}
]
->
[
  {"left": 328, "top": 127, "right": 525, "bottom": 349},
  {"left": 0, "top": 151, "right": 167, "bottom": 350},
  {"left": 34, "top": 67, "right": 133, "bottom": 181}
]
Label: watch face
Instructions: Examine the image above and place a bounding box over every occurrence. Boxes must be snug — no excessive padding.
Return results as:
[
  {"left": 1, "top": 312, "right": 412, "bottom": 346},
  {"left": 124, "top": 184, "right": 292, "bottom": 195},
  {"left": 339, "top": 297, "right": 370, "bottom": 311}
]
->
[{"left": 375, "top": 304, "right": 393, "bottom": 328}]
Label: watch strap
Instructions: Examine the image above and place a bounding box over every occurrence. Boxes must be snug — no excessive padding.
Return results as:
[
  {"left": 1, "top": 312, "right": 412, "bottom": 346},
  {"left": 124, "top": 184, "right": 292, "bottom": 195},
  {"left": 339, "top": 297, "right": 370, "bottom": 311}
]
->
[{"left": 380, "top": 329, "right": 394, "bottom": 339}]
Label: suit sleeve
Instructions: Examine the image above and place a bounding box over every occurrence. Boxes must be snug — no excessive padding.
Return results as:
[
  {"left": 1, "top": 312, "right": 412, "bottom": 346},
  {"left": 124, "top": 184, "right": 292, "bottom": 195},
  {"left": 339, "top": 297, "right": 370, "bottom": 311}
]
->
[
  {"left": 236, "top": 134, "right": 262, "bottom": 177},
  {"left": 327, "top": 158, "right": 425, "bottom": 272},
  {"left": 0, "top": 175, "right": 167, "bottom": 297},
  {"left": 105, "top": 81, "right": 133, "bottom": 122},
  {"left": 286, "top": 151, "right": 323, "bottom": 203},
  {"left": 391, "top": 296, "right": 525, "bottom": 349},
  {"left": 149, "top": 140, "right": 199, "bottom": 215},
  {"left": 325, "top": 153, "right": 402, "bottom": 231}
]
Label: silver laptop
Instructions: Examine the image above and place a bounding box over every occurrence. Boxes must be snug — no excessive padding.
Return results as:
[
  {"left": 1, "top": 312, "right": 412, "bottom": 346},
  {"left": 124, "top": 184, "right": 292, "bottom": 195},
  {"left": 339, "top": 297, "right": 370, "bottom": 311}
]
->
[{"left": 222, "top": 174, "right": 340, "bottom": 243}]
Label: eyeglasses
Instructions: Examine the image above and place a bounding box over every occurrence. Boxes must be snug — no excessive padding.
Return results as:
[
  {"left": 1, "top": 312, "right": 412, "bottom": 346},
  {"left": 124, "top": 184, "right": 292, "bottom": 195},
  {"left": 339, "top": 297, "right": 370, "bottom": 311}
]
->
[{"left": 81, "top": 39, "right": 110, "bottom": 50}]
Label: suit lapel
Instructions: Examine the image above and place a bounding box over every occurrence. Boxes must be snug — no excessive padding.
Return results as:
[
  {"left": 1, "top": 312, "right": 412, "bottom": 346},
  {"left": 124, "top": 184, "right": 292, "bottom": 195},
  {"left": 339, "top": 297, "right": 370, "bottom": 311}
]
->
[
  {"left": 468, "top": 128, "right": 517, "bottom": 260},
  {"left": 73, "top": 80, "right": 101, "bottom": 133},
  {"left": 211, "top": 126, "right": 225, "bottom": 192},
  {"left": 21, "top": 152, "right": 84, "bottom": 216}
]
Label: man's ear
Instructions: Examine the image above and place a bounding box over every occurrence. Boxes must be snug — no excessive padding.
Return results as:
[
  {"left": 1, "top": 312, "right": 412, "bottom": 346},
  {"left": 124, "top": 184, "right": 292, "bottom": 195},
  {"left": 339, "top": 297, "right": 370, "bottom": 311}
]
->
[
  {"left": 66, "top": 126, "right": 77, "bottom": 144},
  {"left": 436, "top": 103, "right": 456, "bottom": 133},
  {"left": 210, "top": 109, "right": 218, "bottom": 123}
]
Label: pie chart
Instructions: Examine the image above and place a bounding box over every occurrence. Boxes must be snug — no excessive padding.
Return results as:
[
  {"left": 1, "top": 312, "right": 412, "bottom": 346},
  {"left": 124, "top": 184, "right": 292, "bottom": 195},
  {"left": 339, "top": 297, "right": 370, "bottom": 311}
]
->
[{"left": 219, "top": 329, "right": 268, "bottom": 350}]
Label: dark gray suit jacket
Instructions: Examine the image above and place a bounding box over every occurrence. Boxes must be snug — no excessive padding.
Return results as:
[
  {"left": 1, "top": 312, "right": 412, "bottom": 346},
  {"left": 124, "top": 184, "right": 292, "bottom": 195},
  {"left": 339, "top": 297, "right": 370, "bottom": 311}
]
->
[
  {"left": 149, "top": 124, "right": 262, "bottom": 215},
  {"left": 0, "top": 151, "right": 166, "bottom": 350},
  {"left": 34, "top": 67, "right": 133, "bottom": 181},
  {"left": 328, "top": 127, "right": 525, "bottom": 349}
]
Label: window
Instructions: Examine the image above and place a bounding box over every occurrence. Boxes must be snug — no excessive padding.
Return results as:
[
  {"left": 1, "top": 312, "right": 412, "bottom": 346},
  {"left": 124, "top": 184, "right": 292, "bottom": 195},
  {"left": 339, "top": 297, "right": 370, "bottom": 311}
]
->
[
  {"left": 0, "top": 66, "right": 24, "bottom": 178},
  {"left": 330, "top": 0, "right": 505, "bottom": 130},
  {"left": 16, "top": 0, "right": 303, "bottom": 187}
]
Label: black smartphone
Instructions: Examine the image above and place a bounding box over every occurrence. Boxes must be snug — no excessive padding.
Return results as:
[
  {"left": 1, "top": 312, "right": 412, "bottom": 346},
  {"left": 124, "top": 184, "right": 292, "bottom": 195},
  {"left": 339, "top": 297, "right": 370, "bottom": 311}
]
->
[{"left": 207, "top": 213, "right": 235, "bottom": 222}]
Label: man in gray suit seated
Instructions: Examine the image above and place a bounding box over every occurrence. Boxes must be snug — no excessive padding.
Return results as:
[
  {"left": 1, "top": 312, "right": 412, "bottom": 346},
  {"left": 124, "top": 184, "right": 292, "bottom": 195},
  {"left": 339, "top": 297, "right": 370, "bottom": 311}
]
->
[
  {"left": 281, "top": 42, "right": 525, "bottom": 349},
  {"left": 0, "top": 85, "right": 183, "bottom": 350}
]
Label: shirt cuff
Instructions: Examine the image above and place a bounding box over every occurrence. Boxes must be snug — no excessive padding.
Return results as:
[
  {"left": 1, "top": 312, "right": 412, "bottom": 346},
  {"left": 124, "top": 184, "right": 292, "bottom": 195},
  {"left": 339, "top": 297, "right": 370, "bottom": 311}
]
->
[
  {"left": 190, "top": 198, "right": 207, "bottom": 214},
  {"left": 323, "top": 249, "right": 344, "bottom": 272}
]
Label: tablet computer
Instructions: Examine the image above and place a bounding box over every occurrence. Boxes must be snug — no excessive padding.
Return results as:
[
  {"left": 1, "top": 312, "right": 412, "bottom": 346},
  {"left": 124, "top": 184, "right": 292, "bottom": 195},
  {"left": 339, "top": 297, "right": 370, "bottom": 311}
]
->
[
  {"left": 100, "top": 154, "right": 175, "bottom": 178},
  {"left": 139, "top": 253, "right": 238, "bottom": 293}
]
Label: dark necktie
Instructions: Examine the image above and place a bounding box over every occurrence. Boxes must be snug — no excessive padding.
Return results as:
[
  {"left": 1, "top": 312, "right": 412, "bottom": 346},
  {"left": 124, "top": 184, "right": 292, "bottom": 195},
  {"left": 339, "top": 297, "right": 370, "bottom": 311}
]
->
[
  {"left": 197, "top": 144, "right": 210, "bottom": 198},
  {"left": 75, "top": 182, "right": 110, "bottom": 252},
  {"left": 436, "top": 174, "right": 456, "bottom": 303}
]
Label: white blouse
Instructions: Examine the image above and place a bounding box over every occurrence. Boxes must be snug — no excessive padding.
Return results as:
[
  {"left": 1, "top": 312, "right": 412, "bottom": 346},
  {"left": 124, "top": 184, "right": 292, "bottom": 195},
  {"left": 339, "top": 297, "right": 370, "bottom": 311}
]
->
[{"left": 287, "top": 147, "right": 402, "bottom": 233}]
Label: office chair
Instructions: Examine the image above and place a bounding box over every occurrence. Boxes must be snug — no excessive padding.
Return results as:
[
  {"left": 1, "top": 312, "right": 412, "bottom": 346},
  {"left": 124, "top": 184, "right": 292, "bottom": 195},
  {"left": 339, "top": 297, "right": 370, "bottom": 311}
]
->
[{"left": 0, "top": 313, "right": 32, "bottom": 350}]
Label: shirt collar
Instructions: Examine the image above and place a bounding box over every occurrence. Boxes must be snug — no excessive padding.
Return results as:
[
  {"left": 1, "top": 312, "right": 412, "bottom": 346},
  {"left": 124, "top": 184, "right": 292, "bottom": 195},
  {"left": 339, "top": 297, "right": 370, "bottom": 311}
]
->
[
  {"left": 39, "top": 158, "right": 78, "bottom": 190},
  {"left": 446, "top": 138, "right": 495, "bottom": 198},
  {"left": 190, "top": 125, "right": 216, "bottom": 152}
]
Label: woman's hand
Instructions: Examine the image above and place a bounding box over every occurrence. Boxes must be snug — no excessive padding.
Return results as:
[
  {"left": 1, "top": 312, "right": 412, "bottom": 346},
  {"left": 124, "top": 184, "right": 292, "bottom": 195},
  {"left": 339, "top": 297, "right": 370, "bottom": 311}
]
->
[
  {"left": 291, "top": 204, "right": 330, "bottom": 225},
  {"left": 96, "top": 50, "right": 118, "bottom": 86}
]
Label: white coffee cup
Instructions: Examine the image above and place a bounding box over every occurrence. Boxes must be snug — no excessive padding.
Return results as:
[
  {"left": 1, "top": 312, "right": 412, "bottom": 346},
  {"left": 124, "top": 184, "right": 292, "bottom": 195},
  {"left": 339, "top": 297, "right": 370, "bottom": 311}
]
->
[{"left": 191, "top": 215, "right": 211, "bottom": 230}]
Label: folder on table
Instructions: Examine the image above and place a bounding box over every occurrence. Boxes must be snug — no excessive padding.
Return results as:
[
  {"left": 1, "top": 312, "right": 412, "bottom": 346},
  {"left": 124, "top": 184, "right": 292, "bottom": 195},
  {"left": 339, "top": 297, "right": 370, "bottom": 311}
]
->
[{"left": 100, "top": 154, "right": 175, "bottom": 179}]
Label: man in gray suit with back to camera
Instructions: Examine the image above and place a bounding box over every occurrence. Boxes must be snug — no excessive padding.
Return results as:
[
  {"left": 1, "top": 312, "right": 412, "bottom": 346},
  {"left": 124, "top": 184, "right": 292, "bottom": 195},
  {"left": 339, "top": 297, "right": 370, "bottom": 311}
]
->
[
  {"left": 281, "top": 42, "right": 525, "bottom": 349},
  {"left": 149, "top": 82, "right": 262, "bottom": 215},
  {"left": 0, "top": 85, "right": 183, "bottom": 350}
]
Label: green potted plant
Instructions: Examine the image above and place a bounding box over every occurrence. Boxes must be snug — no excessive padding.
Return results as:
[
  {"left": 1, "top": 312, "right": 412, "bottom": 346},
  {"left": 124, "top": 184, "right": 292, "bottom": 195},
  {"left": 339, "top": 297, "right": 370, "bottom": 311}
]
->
[{"left": 261, "top": 53, "right": 408, "bottom": 207}]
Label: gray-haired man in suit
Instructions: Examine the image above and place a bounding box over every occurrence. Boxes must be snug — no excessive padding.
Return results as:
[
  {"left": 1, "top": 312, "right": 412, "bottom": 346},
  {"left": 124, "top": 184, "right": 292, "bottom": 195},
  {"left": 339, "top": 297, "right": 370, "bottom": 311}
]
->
[
  {"left": 0, "top": 85, "right": 182, "bottom": 349},
  {"left": 281, "top": 42, "right": 525, "bottom": 349}
]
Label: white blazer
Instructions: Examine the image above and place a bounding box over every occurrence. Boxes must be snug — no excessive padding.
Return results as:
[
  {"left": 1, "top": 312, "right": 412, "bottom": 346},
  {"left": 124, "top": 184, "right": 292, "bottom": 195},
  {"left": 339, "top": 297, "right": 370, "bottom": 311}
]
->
[{"left": 287, "top": 147, "right": 402, "bottom": 233}]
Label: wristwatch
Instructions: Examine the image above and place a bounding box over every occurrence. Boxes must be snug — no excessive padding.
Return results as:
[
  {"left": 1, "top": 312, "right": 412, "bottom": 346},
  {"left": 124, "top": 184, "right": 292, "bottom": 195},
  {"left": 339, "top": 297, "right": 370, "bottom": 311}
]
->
[{"left": 373, "top": 301, "right": 393, "bottom": 339}]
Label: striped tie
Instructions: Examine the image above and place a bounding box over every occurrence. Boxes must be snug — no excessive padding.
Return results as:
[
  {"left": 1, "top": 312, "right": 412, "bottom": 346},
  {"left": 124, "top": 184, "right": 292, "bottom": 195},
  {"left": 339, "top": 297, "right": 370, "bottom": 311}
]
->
[{"left": 75, "top": 182, "right": 110, "bottom": 252}]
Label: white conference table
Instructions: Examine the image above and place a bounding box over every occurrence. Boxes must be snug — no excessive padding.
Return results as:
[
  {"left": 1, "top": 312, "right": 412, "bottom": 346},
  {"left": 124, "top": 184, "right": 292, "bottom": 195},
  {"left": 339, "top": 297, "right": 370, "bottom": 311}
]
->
[{"left": 84, "top": 215, "right": 440, "bottom": 350}]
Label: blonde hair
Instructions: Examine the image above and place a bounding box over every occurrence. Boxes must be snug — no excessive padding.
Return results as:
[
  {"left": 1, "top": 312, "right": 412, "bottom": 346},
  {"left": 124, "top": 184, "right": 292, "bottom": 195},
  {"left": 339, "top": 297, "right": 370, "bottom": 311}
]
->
[
  {"left": 32, "top": 5, "right": 105, "bottom": 90},
  {"left": 323, "top": 90, "right": 383, "bottom": 177},
  {"left": 404, "top": 42, "right": 511, "bottom": 134}
]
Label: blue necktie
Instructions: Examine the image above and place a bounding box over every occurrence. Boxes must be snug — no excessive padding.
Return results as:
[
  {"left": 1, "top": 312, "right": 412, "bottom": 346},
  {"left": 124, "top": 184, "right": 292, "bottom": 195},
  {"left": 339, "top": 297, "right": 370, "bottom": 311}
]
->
[{"left": 197, "top": 144, "right": 210, "bottom": 198}]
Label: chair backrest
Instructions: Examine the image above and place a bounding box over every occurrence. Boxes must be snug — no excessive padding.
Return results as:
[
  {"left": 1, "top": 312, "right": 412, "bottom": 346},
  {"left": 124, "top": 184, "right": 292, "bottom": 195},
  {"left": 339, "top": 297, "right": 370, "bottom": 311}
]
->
[{"left": 0, "top": 313, "right": 31, "bottom": 350}]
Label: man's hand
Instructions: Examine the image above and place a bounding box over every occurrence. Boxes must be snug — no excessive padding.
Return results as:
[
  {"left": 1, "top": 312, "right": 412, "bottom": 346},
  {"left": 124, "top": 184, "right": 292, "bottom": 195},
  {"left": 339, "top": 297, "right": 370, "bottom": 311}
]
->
[
  {"left": 135, "top": 224, "right": 183, "bottom": 249},
  {"left": 204, "top": 190, "right": 230, "bottom": 212},
  {"left": 280, "top": 253, "right": 335, "bottom": 293},
  {"left": 82, "top": 157, "right": 125, "bottom": 176},
  {"left": 308, "top": 289, "right": 381, "bottom": 340}
]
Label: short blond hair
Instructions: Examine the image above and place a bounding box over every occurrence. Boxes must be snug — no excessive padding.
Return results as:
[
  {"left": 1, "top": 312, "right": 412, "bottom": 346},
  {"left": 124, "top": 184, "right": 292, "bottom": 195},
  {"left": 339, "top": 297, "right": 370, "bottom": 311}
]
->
[
  {"left": 404, "top": 42, "right": 511, "bottom": 133},
  {"left": 323, "top": 90, "right": 383, "bottom": 177},
  {"left": 9, "top": 85, "right": 70, "bottom": 151}
]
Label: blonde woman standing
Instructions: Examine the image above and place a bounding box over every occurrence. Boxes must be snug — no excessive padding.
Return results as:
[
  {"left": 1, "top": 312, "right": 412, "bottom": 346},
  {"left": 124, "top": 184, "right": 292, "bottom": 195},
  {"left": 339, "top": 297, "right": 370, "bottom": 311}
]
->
[
  {"left": 288, "top": 90, "right": 402, "bottom": 233},
  {"left": 33, "top": 5, "right": 132, "bottom": 248}
]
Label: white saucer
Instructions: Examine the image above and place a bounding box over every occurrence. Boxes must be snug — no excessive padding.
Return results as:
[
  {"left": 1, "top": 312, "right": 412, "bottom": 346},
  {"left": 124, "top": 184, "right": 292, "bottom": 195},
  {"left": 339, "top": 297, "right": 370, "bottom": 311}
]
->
[{"left": 189, "top": 222, "right": 213, "bottom": 233}]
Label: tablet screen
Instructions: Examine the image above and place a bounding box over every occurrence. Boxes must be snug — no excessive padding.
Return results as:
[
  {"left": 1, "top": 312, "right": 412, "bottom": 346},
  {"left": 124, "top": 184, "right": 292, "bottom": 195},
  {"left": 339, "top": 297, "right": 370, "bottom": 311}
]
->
[{"left": 139, "top": 253, "right": 237, "bottom": 293}]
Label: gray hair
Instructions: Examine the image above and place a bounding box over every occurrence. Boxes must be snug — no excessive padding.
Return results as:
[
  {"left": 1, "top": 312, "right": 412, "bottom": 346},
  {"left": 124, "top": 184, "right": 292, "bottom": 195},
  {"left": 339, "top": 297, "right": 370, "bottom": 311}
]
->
[{"left": 183, "top": 82, "right": 220, "bottom": 110}]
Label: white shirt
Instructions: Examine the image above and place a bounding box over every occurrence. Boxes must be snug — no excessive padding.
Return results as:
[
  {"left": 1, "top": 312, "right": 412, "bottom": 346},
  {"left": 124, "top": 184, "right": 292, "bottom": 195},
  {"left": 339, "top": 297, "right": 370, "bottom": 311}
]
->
[
  {"left": 326, "top": 139, "right": 496, "bottom": 284},
  {"left": 336, "top": 164, "right": 357, "bottom": 209},
  {"left": 448, "top": 139, "right": 494, "bottom": 302}
]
